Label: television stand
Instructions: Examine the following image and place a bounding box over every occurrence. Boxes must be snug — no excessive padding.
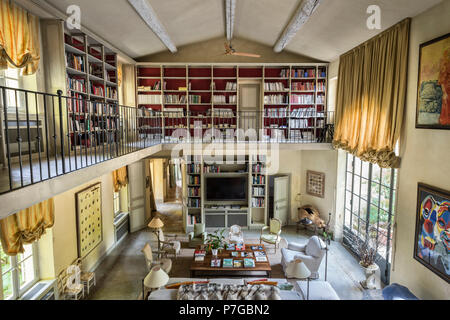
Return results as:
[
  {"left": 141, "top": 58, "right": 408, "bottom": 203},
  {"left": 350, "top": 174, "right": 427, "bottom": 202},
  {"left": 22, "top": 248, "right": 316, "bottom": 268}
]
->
[{"left": 204, "top": 206, "right": 249, "bottom": 229}]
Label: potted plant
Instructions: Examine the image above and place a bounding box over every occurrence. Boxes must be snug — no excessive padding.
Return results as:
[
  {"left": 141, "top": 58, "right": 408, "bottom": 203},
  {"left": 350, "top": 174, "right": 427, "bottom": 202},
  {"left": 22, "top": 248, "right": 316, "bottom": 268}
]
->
[
  {"left": 352, "top": 234, "right": 380, "bottom": 289},
  {"left": 205, "top": 229, "right": 226, "bottom": 256}
]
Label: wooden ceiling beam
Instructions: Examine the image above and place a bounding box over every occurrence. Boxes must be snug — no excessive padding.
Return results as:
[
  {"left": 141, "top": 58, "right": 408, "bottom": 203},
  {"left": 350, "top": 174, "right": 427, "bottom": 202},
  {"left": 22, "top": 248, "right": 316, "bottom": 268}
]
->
[{"left": 225, "top": 0, "right": 236, "bottom": 41}]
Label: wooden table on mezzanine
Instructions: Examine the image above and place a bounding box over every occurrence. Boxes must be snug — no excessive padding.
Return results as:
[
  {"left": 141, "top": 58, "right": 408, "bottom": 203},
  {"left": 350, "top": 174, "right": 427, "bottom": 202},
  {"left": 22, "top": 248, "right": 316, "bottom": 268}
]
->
[{"left": 189, "top": 243, "right": 272, "bottom": 278}]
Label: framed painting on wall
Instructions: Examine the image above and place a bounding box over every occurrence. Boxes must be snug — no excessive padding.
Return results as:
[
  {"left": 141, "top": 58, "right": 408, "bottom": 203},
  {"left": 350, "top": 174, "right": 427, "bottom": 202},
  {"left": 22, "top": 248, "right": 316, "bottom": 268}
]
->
[
  {"left": 75, "top": 183, "right": 103, "bottom": 258},
  {"left": 414, "top": 183, "right": 449, "bottom": 283},
  {"left": 416, "top": 33, "right": 450, "bottom": 129},
  {"left": 306, "top": 170, "right": 325, "bottom": 198}
]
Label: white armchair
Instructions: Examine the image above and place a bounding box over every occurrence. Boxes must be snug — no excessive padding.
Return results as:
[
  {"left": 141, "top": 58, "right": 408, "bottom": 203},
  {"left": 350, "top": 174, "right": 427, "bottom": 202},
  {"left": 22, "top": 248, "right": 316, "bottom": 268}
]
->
[
  {"left": 281, "top": 236, "right": 326, "bottom": 279},
  {"left": 228, "top": 225, "right": 244, "bottom": 244},
  {"left": 158, "top": 230, "right": 181, "bottom": 259},
  {"left": 142, "top": 243, "right": 172, "bottom": 274}
]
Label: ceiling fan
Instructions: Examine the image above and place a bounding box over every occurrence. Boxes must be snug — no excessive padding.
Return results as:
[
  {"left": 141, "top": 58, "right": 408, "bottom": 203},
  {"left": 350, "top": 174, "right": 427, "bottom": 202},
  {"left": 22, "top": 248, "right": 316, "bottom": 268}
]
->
[{"left": 224, "top": 42, "right": 261, "bottom": 58}]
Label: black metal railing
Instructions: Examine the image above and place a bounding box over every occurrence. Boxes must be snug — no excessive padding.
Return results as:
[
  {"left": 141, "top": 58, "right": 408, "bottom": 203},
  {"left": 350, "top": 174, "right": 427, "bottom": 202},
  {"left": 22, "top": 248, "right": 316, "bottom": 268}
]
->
[{"left": 0, "top": 85, "right": 334, "bottom": 194}]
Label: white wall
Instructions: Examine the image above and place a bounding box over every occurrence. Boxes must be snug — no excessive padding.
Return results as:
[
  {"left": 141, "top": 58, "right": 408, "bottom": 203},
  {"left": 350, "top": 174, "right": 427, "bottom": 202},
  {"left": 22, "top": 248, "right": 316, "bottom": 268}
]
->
[{"left": 391, "top": 0, "right": 450, "bottom": 300}]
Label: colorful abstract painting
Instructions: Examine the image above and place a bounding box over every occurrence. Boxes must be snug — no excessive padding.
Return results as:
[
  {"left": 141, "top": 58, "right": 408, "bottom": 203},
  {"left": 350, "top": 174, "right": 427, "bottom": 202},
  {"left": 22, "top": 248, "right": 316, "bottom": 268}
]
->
[
  {"left": 416, "top": 33, "right": 450, "bottom": 129},
  {"left": 414, "top": 183, "right": 450, "bottom": 282}
]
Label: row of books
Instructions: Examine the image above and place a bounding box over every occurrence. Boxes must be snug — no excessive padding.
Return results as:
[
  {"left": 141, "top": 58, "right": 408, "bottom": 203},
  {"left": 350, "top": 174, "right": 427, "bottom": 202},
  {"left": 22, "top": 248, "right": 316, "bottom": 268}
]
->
[
  {"left": 264, "top": 82, "right": 286, "bottom": 91},
  {"left": 291, "top": 68, "right": 316, "bottom": 78},
  {"left": 291, "top": 94, "right": 315, "bottom": 104},
  {"left": 252, "top": 175, "right": 265, "bottom": 185},
  {"left": 194, "top": 250, "right": 206, "bottom": 262},
  {"left": 290, "top": 107, "right": 316, "bottom": 118},
  {"left": 189, "top": 214, "right": 200, "bottom": 225},
  {"left": 252, "top": 198, "right": 265, "bottom": 207},
  {"left": 317, "top": 82, "right": 326, "bottom": 91},
  {"left": 165, "top": 95, "right": 187, "bottom": 104},
  {"left": 224, "top": 82, "right": 237, "bottom": 91},
  {"left": 138, "top": 81, "right": 163, "bottom": 91},
  {"left": 66, "top": 53, "right": 85, "bottom": 72},
  {"left": 264, "top": 107, "right": 289, "bottom": 117},
  {"left": 252, "top": 186, "right": 265, "bottom": 196},
  {"left": 291, "top": 82, "right": 315, "bottom": 91},
  {"left": 189, "top": 95, "right": 202, "bottom": 103},
  {"left": 188, "top": 198, "right": 200, "bottom": 208},
  {"left": 165, "top": 108, "right": 185, "bottom": 117},
  {"left": 226, "top": 243, "right": 245, "bottom": 251},
  {"left": 251, "top": 155, "right": 266, "bottom": 162},
  {"left": 203, "top": 165, "right": 220, "bottom": 173},
  {"left": 289, "top": 119, "right": 310, "bottom": 129},
  {"left": 188, "top": 175, "right": 200, "bottom": 185},
  {"left": 89, "top": 64, "right": 103, "bottom": 79},
  {"left": 220, "top": 258, "right": 256, "bottom": 268},
  {"left": 67, "top": 77, "right": 86, "bottom": 93},
  {"left": 138, "top": 108, "right": 162, "bottom": 117},
  {"left": 188, "top": 187, "right": 200, "bottom": 197},
  {"left": 264, "top": 94, "right": 289, "bottom": 104},
  {"left": 69, "top": 119, "right": 116, "bottom": 132},
  {"left": 317, "top": 95, "right": 326, "bottom": 104},
  {"left": 213, "top": 95, "right": 237, "bottom": 104},
  {"left": 106, "top": 87, "right": 117, "bottom": 100},
  {"left": 138, "top": 94, "right": 162, "bottom": 105},
  {"left": 91, "top": 84, "right": 105, "bottom": 97},
  {"left": 252, "top": 163, "right": 265, "bottom": 173},
  {"left": 210, "top": 108, "right": 235, "bottom": 117},
  {"left": 187, "top": 163, "right": 201, "bottom": 173}
]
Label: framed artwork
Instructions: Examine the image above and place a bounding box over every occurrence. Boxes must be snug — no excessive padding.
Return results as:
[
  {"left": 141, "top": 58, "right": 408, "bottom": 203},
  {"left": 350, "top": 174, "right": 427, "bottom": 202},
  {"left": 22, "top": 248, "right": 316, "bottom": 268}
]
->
[
  {"left": 306, "top": 170, "right": 325, "bottom": 198},
  {"left": 414, "top": 183, "right": 449, "bottom": 283},
  {"left": 416, "top": 33, "right": 450, "bottom": 129},
  {"left": 75, "top": 183, "right": 103, "bottom": 258}
]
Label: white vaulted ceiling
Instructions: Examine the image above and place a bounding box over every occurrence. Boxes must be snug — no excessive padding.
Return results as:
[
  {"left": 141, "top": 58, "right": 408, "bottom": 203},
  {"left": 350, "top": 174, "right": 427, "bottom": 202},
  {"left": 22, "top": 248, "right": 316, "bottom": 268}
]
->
[{"left": 41, "top": 0, "right": 441, "bottom": 61}]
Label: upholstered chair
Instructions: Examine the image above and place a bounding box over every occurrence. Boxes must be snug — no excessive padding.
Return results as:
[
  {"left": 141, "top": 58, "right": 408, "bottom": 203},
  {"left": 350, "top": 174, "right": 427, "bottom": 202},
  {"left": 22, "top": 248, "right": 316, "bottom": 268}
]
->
[
  {"left": 260, "top": 218, "right": 282, "bottom": 252},
  {"left": 228, "top": 225, "right": 244, "bottom": 244},
  {"left": 281, "top": 236, "right": 326, "bottom": 279},
  {"left": 142, "top": 242, "right": 172, "bottom": 274},
  {"left": 158, "top": 229, "right": 181, "bottom": 259},
  {"left": 188, "top": 223, "right": 207, "bottom": 248}
]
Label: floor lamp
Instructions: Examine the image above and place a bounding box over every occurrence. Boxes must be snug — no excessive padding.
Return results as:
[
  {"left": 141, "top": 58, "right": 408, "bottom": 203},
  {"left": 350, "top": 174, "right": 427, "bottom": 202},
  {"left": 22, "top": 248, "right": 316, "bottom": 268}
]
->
[
  {"left": 290, "top": 260, "right": 311, "bottom": 300},
  {"left": 148, "top": 217, "right": 164, "bottom": 257}
]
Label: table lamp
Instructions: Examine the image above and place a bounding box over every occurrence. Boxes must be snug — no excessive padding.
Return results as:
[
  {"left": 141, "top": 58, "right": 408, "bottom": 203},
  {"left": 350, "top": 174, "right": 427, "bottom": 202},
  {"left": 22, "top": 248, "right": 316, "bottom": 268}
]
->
[
  {"left": 142, "top": 266, "right": 169, "bottom": 300},
  {"left": 289, "top": 259, "right": 312, "bottom": 300}
]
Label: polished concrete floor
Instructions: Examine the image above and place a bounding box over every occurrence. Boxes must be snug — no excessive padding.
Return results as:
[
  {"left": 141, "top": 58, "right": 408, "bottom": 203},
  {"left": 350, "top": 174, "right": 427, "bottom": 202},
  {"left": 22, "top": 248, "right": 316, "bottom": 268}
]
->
[{"left": 87, "top": 224, "right": 384, "bottom": 300}]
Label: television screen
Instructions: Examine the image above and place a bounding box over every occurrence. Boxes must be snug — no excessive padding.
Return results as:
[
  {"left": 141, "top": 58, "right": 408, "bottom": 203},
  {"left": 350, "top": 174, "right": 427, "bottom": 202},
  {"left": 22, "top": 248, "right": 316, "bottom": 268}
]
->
[{"left": 206, "top": 177, "right": 247, "bottom": 201}]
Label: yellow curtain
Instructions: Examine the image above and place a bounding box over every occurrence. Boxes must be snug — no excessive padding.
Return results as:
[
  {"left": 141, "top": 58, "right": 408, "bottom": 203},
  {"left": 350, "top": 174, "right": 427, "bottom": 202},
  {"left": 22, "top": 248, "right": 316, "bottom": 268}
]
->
[
  {"left": 0, "top": 198, "right": 54, "bottom": 256},
  {"left": 113, "top": 166, "right": 128, "bottom": 192},
  {"left": 0, "top": 0, "right": 41, "bottom": 75},
  {"left": 333, "top": 18, "right": 410, "bottom": 168}
]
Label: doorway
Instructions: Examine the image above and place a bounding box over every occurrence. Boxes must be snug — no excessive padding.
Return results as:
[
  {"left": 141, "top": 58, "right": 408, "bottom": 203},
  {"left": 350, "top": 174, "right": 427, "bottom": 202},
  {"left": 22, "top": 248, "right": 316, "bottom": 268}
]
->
[{"left": 268, "top": 175, "right": 290, "bottom": 226}]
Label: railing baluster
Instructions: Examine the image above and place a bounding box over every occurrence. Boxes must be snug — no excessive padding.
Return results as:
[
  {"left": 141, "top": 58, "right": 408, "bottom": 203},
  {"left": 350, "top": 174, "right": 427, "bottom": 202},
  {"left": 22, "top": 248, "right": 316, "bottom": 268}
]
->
[
  {"left": 24, "top": 91, "right": 33, "bottom": 184},
  {"left": 15, "top": 90, "right": 24, "bottom": 187},
  {"left": 57, "top": 90, "right": 66, "bottom": 173},
  {"left": 2, "top": 87, "right": 13, "bottom": 191},
  {"left": 64, "top": 95, "right": 71, "bottom": 173},
  {"left": 51, "top": 95, "right": 58, "bottom": 176}
]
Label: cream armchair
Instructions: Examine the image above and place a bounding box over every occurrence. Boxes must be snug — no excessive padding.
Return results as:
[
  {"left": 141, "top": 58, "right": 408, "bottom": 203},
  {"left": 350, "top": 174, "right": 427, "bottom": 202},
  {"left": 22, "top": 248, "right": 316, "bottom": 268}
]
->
[
  {"left": 158, "top": 230, "right": 181, "bottom": 259},
  {"left": 142, "top": 243, "right": 172, "bottom": 274},
  {"left": 260, "top": 218, "right": 282, "bottom": 252},
  {"left": 188, "top": 223, "right": 207, "bottom": 248},
  {"left": 228, "top": 225, "right": 244, "bottom": 244},
  {"left": 281, "top": 236, "right": 326, "bottom": 279}
]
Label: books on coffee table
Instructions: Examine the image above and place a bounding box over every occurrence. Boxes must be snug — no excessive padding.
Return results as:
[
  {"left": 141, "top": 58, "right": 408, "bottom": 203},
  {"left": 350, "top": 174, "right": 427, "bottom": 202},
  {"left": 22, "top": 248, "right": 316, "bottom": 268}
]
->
[
  {"left": 194, "top": 255, "right": 205, "bottom": 262},
  {"left": 211, "top": 259, "right": 221, "bottom": 267},
  {"left": 255, "top": 256, "right": 268, "bottom": 262},
  {"left": 235, "top": 243, "right": 245, "bottom": 251},
  {"left": 223, "top": 258, "right": 233, "bottom": 268},
  {"left": 233, "top": 260, "right": 243, "bottom": 268},
  {"left": 244, "top": 258, "right": 255, "bottom": 268},
  {"left": 254, "top": 251, "right": 266, "bottom": 258},
  {"left": 251, "top": 245, "right": 264, "bottom": 251},
  {"left": 194, "top": 250, "right": 206, "bottom": 261},
  {"left": 231, "top": 251, "right": 238, "bottom": 257},
  {"left": 226, "top": 244, "right": 236, "bottom": 251}
]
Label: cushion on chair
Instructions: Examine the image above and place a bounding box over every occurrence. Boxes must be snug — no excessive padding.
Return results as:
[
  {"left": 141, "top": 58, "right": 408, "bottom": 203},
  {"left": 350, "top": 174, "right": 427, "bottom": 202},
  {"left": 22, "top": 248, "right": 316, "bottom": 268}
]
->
[
  {"left": 80, "top": 272, "right": 95, "bottom": 282},
  {"left": 269, "top": 219, "right": 281, "bottom": 234},
  {"left": 229, "top": 234, "right": 244, "bottom": 243},
  {"left": 261, "top": 234, "right": 278, "bottom": 244},
  {"left": 305, "top": 236, "right": 325, "bottom": 257},
  {"left": 194, "top": 224, "right": 205, "bottom": 238}
]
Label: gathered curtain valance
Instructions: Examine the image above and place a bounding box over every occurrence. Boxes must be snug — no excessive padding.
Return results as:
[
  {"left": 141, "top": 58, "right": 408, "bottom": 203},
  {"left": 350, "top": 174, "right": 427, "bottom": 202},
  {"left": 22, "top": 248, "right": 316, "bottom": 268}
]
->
[
  {"left": 113, "top": 166, "right": 128, "bottom": 192},
  {"left": 0, "top": 198, "right": 54, "bottom": 256},
  {"left": 0, "top": 0, "right": 41, "bottom": 75},
  {"left": 333, "top": 18, "right": 411, "bottom": 168}
]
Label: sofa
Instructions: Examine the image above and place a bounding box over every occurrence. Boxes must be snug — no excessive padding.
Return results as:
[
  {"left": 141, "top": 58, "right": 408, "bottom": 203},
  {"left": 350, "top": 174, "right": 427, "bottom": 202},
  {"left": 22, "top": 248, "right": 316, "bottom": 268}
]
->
[
  {"left": 281, "top": 236, "right": 326, "bottom": 279},
  {"left": 148, "top": 278, "right": 303, "bottom": 300}
]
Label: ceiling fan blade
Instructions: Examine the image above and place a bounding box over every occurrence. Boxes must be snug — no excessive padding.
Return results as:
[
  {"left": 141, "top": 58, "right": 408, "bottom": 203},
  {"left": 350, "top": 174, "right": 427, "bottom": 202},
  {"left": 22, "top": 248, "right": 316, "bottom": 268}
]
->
[{"left": 232, "top": 52, "right": 261, "bottom": 58}]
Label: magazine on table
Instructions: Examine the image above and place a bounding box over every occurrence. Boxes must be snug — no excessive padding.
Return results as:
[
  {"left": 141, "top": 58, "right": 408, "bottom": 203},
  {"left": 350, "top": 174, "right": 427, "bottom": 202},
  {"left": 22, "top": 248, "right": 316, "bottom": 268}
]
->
[
  {"left": 255, "top": 256, "right": 268, "bottom": 262},
  {"left": 254, "top": 251, "right": 267, "bottom": 258},
  {"left": 244, "top": 258, "right": 256, "bottom": 268},
  {"left": 223, "top": 258, "right": 233, "bottom": 268},
  {"left": 233, "top": 260, "right": 243, "bottom": 268},
  {"left": 211, "top": 258, "right": 221, "bottom": 267}
]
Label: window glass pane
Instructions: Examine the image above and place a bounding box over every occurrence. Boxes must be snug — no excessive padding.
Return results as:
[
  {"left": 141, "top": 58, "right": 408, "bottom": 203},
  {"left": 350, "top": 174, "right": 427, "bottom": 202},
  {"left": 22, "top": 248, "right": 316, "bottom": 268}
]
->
[
  {"left": 361, "top": 161, "right": 370, "bottom": 179},
  {"left": 17, "top": 244, "right": 33, "bottom": 263},
  {"left": 346, "top": 155, "right": 353, "bottom": 172},
  {"left": 372, "top": 164, "right": 381, "bottom": 183},
  {"left": 353, "top": 174, "right": 360, "bottom": 195},
  {"left": 369, "top": 204, "right": 379, "bottom": 225},
  {"left": 346, "top": 172, "right": 353, "bottom": 191},
  {"left": 345, "top": 191, "right": 352, "bottom": 210},
  {"left": 2, "top": 271, "right": 13, "bottom": 300},
  {"left": 352, "top": 193, "right": 360, "bottom": 218},
  {"left": 360, "top": 199, "right": 368, "bottom": 222},
  {"left": 344, "top": 209, "right": 352, "bottom": 228},
  {"left": 371, "top": 182, "right": 380, "bottom": 206},
  {"left": 380, "top": 186, "right": 391, "bottom": 211},
  {"left": 379, "top": 209, "right": 391, "bottom": 229},
  {"left": 18, "top": 257, "right": 35, "bottom": 290},
  {"left": 351, "top": 215, "right": 359, "bottom": 234},
  {"left": 354, "top": 157, "right": 361, "bottom": 176},
  {"left": 1, "top": 247, "right": 11, "bottom": 272},
  {"left": 381, "top": 168, "right": 392, "bottom": 187},
  {"left": 360, "top": 178, "right": 369, "bottom": 200}
]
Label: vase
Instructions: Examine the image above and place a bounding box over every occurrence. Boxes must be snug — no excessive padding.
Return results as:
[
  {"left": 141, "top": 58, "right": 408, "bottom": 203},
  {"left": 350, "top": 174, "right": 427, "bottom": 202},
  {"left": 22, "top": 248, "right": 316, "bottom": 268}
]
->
[
  {"left": 212, "top": 248, "right": 218, "bottom": 257},
  {"left": 359, "top": 263, "right": 379, "bottom": 290}
]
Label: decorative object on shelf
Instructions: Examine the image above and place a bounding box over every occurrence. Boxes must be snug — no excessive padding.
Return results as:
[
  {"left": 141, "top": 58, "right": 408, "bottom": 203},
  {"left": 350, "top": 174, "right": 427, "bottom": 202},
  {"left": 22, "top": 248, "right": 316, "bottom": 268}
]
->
[
  {"left": 297, "top": 205, "right": 326, "bottom": 233},
  {"left": 416, "top": 32, "right": 450, "bottom": 129},
  {"left": 413, "top": 183, "right": 449, "bottom": 283},
  {"left": 205, "top": 228, "right": 226, "bottom": 255},
  {"left": 286, "top": 259, "right": 311, "bottom": 300},
  {"left": 260, "top": 218, "right": 282, "bottom": 253},
  {"left": 351, "top": 233, "right": 380, "bottom": 289},
  {"left": 143, "top": 266, "right": 169, "bottom": 300},
  {"left": 306, "top": 170, "right": 325, "bottom": 198},
  {"left": 75, "top": 183, "right": 102, "bottom": 258}
]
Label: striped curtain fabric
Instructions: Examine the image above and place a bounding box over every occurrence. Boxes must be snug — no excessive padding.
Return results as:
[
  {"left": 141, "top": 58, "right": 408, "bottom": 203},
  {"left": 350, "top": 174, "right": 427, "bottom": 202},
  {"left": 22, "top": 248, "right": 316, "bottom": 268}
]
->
[
  {"left": 0, "top": 198, "right": 54, "bottom": 256},
  {"left": 0, "top": 0, "right": 41, "bottom": 75}
]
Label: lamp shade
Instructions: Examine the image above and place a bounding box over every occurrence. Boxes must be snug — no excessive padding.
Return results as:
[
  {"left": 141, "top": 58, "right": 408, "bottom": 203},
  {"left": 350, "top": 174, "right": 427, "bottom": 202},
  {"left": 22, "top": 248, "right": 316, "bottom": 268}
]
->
[
  {"left": 288, "top": 260, "right": 311, "bottom": 279},
  {"left": 148, "top": 217, "right": 164, "bottom": 229},
  {"left": 144, "top": 266, "right": 169, "bottom": 289}
]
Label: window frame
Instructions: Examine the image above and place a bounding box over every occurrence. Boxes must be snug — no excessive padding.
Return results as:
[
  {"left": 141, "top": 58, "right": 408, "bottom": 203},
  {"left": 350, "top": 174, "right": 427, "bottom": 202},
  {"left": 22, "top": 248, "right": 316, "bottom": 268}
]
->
[
  {"left": 343, "top": 153, "right": 397, "bottom": 284},
  {"left": 1, "top": 242, "right": 39, "bottom": 300},
  {"left": 113, "top": 190, "right": 121, "bottom": 217}
]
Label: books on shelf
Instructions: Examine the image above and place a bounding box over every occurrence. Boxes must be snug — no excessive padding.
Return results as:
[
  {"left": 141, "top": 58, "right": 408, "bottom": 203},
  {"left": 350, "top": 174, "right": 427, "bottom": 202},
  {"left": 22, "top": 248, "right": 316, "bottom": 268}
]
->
[
  {"left": 317, "top": 82, "right": 326, "bottom": 91},
  {"left": 279, "top": 69, "right": 290, "bottom": 77},
  {"left": 138, "top": 81, "right": 162, "bottom": 91},
  {"left": 223, "top": 259, "right": 233, "bottom": 268},
  {"left": 251, "top": 198, "right": 265, "bottom": 207},
  {"left": 138, "top": 94, "right": 162, "bottom": 105},
  {"left": 227, "top": 244, "right": 236, "bottom": 251},
  {"left": 213, "top": 95, "right": 226, "bottom": 103},
  {"left": 264, "top": 94, "right": 288, "bottom": 104},
  {"left": 290, "top": 107, "right": 315, "bottom": 118},
  {"left": 188, "top": 175, "right": 200, "bottom": 185},
  {"left": 252, "top": 186, "right": 265, "bottom": 196},
  {"left": 264, "top": 107, "right": 288, "bottom": 117},
  {"left": 264, "top": 82, "right": 286, "bottom": 91},
  {"left": 291, "top": 81, "right": 315, "bottom": 91},
  {"left": 211, "top": 259, "right": 221, "bottom": 267},
  {"left": 66, "top": 53, "right": 85, "bottom": 72},
  {"left": 244, "top": 258, "right": 255, "bottom": 268},
  {"left": 138, "top": 108, "right": 162, "bottom": 117},
  {"left": 240, "top": 252, "right": 253, "bottom": 257},
  {"left": 291, "top": 94, "right": 314, "bottom": 104},
  {"left": 291, "top": 68, "right": 316, "bottom": 78},
  {"left": 289, "top": 118, "right": 309, "bottom": 129},
  {"left": 187, "top": 163, "right": 201, "bottom": 174},
  {"left": 67, "top": 77, "right": 86, "bottom": 93},
  {"left": 189, "top": 214, "right": 200, "bottom": 225},
  {"left": 235, "top": 243, "right": 245, "bottom": 251},
  {"left": 252, "top": 163, "right": 265, "bottom": 173},
  {"left": 164, "top": 94, "right": 187, "bottom": 104},
  {"left": 188, "top": 186, "right": 200, "bottom": 197},
  {"left": 165, "top": 108, "right": 185, "bottom": 117},
  {"left": 189, "top": 95, "right": 202, "bottom": 103},
  {"left": 203, "top": 165, "right": 220, "bottom": 173},
  {"left": 90, "top": 84, "right": 104, "bottom": 97},
  {"left": 89, "top": 64, "right": 103, "bottom": 78},
  {"left": 211, "top": 108, "right": 234, "bottom": 117},
  {"left": 317, "top": 94, "right": 325, "bottom": 104},
  {"left": 224, "top": 82, "right": 237, "bottom": 91},
  {"left": 188, "top": 198, "right": 200, "bottom": 208},
  {"left": 106, "top": 87, "right": 117, "bottom": 100},
  {"left": 252, "top": 175, "right": 265, "bottom": 185}
]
